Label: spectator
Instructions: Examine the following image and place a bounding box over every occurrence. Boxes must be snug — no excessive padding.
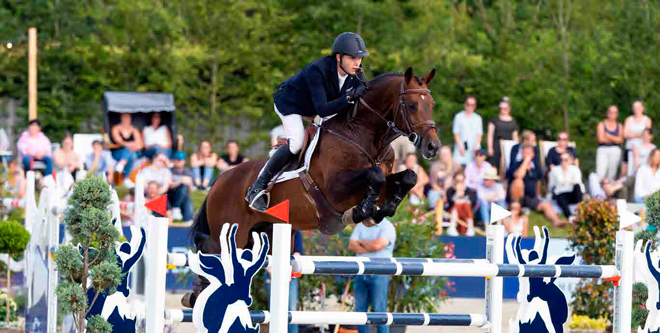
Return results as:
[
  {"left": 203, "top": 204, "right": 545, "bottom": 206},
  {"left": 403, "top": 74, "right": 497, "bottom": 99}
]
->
[
  {"left": 446, "top": 171, "right": 477, "bottom": 236},
  {"left": 190, "top": 140, "right": 218, "bottom": 190},
  {"left": 391, "top": 135, "right": 416, "bottom": 170},
  {"left": 17, "top": 119, "right": 53, "bottom": 176},
  {"left": 546, "top": 131, "right": 578, "bottom": 170},
  {"left": 452, "top": 96, "right": 483, "bottom": 166},
  {"left": 487, "top": 99, "right": 519, "bottom": 171},
  {"left": 509, "top": 130, "right": 540, "bottom": 165},
  {"left": 427, "top": 146, "right": 461, "bottom": 209},
  {"left": 85, "top": 140, "right": 115, "bottom": 184},
  {"left": 398, "top": 153, "right": 429, "bottom": 205},
  {"left": 145, "top": 180, "right": 172, "bottom": 222},
  {"left": 264, "top": 231, "right": 303, "bottom": 333},
  {"left": 633, "top": 128, "right": 656, "bottom": 175},
  {"left": 53, "top": 133, "right": 81, "bottom": 179},
  {"left": 142, "top": 112, "right": 172, "bottom": 159},
  {"left": 120, "top": 189, "right": 135, "bottom": 226},
  {"left": 217, "top": 140, "right": 249, "bottom": 173},
  {"left": 548, "top": 153, "right": 584, "bottom": 219},
  {"left": 348, "top": 217, "right": 396, "bottom": 333},
  {"left": 269, "top": 124, "right": 286, "bottom": 147},
  {"left": 503, "top": 201, "right": 528, "bottom": 237},
  {"left": 3, "top": 160, "right": 26, "bottom": 199},
  {"left": 596, "top": 105, "right": 624, "bottom": 180},
  {"left": 634, "top": 148, "right": 660, "bottom": 203},
  {"left": 589, "top": 172, "right": 628, "bottom": 201},
  {"left": 465, "top": 148, "right": 492, "bottom": 190},
  {"left": 477, "top": 167, "right": 506, "bottom": 224},
  {"left": 624, "top": 100, "right": 652, "bottom": 176},
  {"left": 508, "top": 143, "right": 566, "bottom": 227},
  {"left": 168, "top": 151, "right": 194, "bottom": 224},
  {"left": 111, "top": 113, "right": 144, "bottom": 183},
  {"left": 139, "top": 153, "right": 172, "bottom": 195}
]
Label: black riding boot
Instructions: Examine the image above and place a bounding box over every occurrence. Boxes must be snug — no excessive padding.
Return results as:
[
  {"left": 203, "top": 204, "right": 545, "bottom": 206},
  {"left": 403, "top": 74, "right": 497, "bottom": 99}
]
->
[{"left": 245, "top": 144, "right": 295, "bottom": 212}]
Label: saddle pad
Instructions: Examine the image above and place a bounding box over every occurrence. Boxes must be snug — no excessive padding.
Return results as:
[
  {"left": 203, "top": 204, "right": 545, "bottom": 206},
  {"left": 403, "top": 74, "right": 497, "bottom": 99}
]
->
[{"left": 271, "top": 124, "right": 321, "bottom": 184}]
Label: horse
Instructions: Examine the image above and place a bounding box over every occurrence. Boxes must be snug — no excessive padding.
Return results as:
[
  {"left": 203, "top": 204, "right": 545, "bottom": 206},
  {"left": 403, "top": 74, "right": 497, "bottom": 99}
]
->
[{"left": 184, "top": 67, "right": 441, "bottom": 307}]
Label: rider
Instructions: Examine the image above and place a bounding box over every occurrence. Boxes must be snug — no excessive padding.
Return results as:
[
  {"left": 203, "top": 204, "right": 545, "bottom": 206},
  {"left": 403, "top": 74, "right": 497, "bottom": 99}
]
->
[{"left": 245, "top": 32, "right": 370, "bottom": 212}]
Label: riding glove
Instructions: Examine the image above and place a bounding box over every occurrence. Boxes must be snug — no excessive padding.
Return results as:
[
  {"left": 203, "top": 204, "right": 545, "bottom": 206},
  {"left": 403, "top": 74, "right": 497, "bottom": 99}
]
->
[{"left": 347, "top": 84, "right": 368, "bottom": 103}]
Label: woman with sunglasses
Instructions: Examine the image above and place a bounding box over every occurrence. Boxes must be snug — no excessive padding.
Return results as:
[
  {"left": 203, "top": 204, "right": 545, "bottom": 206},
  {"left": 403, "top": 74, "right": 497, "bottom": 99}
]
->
[
  {"left": 487, "top": 99, "right": 519, "bottom": 171},
  {"left": 548, "top": 152, "right": 584, "bottom": 219}
]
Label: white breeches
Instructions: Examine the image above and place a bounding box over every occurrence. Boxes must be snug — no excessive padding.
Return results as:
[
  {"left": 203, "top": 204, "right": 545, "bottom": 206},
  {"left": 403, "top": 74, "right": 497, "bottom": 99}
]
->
[{"left": 275, "top": 104, "right": 305, "bottom": 154}]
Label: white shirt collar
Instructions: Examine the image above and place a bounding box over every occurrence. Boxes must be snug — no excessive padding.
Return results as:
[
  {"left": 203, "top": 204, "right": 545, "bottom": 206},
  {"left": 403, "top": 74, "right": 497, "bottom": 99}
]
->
[{"left": 338, "top": 72, "right": 348, "bottom": 91}]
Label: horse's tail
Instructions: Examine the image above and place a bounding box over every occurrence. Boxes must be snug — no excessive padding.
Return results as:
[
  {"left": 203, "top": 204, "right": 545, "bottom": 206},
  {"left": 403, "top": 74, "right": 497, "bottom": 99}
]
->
[{"left": 190, "top": 197, "right": 211, "bottom": 252}]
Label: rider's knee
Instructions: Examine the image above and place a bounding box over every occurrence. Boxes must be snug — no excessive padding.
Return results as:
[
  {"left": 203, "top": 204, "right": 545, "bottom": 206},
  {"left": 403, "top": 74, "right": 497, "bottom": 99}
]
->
[{"left": 288, "top": 137, "right": 303, "bottom": 154}]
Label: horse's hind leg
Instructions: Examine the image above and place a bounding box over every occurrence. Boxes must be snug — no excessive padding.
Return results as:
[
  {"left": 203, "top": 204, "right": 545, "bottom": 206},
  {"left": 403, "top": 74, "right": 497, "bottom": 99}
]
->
[
  {"left": 345, "top": 166, "right": 386, "bottom": 224},
  {"left": 374, "top": 169, "right": 417, "bottom": 222}
]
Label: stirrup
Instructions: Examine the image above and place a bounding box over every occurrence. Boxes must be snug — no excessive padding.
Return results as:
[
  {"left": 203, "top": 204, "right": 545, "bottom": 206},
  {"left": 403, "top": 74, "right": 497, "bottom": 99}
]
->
[{"left": 247, "top": 188, "right": 271, "bottom": 212}]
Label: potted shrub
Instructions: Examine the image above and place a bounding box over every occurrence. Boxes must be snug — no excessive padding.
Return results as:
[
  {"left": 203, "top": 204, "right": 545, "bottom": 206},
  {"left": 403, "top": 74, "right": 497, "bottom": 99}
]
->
[{"left": 0, "top": 220, "right": 30, "bottom": 327}]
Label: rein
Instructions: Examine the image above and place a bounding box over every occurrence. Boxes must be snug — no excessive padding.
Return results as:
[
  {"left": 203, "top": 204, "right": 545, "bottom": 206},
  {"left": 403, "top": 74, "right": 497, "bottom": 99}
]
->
[{"left": 322, "top": 75, "right": 436, "bottom": 167}]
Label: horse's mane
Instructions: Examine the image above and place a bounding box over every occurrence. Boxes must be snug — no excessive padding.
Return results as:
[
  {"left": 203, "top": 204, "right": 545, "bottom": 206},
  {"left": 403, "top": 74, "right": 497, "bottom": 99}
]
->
[{"left": 369, "top": 72, "right": 423, "bottom": 86}]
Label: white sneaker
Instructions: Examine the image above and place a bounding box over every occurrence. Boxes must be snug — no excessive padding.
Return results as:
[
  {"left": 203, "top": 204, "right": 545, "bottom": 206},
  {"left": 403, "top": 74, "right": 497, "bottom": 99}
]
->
[
  {"left": 447, "top": 227, "right": 459, "bottom": 237},
  {"left": 466, "top": 228, "right": 475, "bottom": 237},
  {"left": 122, "top": 178, "right": 135, "bottom": 189},
  {"left": 115, "top": 162, "right": 125, "bottom": 173}
]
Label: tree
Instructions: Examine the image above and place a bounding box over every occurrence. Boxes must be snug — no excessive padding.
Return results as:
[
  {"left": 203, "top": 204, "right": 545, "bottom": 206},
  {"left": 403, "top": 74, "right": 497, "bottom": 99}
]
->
[{"left": 54, "top": 176, "right": 122, "bottom": 333}]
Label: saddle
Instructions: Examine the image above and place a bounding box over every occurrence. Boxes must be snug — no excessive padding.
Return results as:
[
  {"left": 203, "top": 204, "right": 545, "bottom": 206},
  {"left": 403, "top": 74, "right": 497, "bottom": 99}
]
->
[{"left": 268, "top": 122, "right": 344, "bottom": 234}]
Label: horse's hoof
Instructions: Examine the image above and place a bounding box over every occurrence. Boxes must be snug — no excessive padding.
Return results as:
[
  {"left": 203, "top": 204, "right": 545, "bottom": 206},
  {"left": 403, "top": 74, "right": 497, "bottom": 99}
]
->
[
  {"left": 181, "top": 292, "right": 197, "bottom": 309},
  {"left": 342, "top": 206, "right": 357, "bottom": 225},
  {"left": 362, "top": 218, "right": 377, "bottom": 227}
]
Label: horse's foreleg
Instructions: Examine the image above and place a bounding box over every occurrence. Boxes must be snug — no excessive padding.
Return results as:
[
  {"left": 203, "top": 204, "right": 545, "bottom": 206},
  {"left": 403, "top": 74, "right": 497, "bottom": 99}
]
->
[
  {"left": 373, "top": 169, "right": 417, "bottom": 223},
  {"left": 344, "top": 166, "right": 386, "bottom": 224}
]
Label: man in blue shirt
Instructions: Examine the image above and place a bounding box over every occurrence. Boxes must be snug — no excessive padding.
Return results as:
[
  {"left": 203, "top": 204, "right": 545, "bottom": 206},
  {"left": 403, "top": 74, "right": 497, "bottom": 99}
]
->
[
  {"left": 348, "top": 218, "right": 396, "bottom": 333},
  {"left": 507, "top": 144, "right": 566, "bottom": 227}
]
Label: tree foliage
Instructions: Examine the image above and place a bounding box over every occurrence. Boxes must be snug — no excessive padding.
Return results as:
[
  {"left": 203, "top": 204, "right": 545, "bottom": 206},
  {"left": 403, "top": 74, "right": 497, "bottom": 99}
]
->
[{"left": 0, "top": 0, "right": 659, "bottom": 166}]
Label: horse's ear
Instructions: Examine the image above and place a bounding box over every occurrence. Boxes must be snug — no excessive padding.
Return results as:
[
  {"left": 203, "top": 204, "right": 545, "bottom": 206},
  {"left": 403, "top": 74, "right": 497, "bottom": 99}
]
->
[
  {"left": 423, "top": 68, "right": 436, "bottom": 85},
  {"left": 404, "top": 67, "right": 414, "bottom": 85}
]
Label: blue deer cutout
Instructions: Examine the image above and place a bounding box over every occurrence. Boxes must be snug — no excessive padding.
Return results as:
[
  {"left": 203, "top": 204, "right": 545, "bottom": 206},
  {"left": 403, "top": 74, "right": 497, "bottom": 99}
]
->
[
  {"left": 507, "top": 226, "right": 575, "bottom": 333},
  {"left": 188, "top": 223, "right": 269, "bottom": 333},
  {"left": 635, "top": 239, "right": 660, "bottom": 333},
  {"left": 86, "top": 223, "right": 146, "bottom": 333}
]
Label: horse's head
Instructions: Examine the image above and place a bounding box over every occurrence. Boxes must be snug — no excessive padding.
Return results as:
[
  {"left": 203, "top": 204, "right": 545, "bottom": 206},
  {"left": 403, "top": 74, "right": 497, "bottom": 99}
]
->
[{"left": 397, "top": 67, "right": 441, "bottom": 159}]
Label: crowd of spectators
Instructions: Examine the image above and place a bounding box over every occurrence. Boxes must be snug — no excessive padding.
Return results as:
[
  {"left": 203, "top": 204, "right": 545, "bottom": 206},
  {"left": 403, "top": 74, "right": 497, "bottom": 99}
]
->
[
  {"left": 3, "top": 96, "right": 659, "bottom": 234},
  {"left": 1, "top": 113, "right": 249, "bottom": 226}
]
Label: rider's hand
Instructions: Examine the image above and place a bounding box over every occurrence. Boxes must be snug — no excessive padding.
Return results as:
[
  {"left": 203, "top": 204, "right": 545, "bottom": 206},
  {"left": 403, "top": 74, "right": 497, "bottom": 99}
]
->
[{"left": 347, "top": 84, "right": 368, "bottom": 103}]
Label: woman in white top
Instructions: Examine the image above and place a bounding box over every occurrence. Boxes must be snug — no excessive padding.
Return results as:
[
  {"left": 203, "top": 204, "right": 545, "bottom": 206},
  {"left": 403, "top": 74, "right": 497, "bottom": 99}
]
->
[
  {"left": 143, "top": 112, "right": 172, "bottom": 160},
  {"left": 549, "top": 152, "right": 583, "bottom": 218},
  {"left": 634, "top": 149, "right": 660, "bottom": 202},
  {"left": 624, "top": 101, "right": 652, "bottom": 176},
  {"left": 633, "top": 128, "right": 656, "bottom": 175},
  {"left": 503, "top": 201, "right": 528, "bottom": 237}
]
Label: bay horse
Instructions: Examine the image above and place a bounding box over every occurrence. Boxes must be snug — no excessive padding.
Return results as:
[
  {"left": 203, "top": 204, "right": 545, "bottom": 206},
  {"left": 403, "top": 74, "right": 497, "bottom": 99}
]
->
[{"left": 184, "top": 67, "right": 440, "bottom": 306}]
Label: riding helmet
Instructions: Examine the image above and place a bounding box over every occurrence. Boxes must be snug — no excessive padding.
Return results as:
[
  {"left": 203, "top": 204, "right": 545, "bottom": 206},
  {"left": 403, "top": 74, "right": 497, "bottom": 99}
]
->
[{"left": 332, "top": 32, "right": 369, "bottom": 58}]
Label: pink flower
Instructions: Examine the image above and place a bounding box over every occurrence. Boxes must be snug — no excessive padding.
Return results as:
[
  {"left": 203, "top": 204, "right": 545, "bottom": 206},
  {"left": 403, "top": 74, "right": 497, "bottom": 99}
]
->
[
  {"left": 411, "top": 218, "right": 417, "bottom": 224},
  {"left": 413, "top": 208, "right": 420, "bottom": 216}
]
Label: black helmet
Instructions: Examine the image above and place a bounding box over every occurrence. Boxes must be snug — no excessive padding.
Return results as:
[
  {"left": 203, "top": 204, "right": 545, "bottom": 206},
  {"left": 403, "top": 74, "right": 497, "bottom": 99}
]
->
[{"left": 332, "top": 32, "right": 369, "bottom": 58}]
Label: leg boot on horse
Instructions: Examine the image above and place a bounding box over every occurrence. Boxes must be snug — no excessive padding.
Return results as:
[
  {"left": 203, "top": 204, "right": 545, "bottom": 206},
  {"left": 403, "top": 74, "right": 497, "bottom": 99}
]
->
[{"left": 245, "top": 144, "right": 296, "bottom": 212}]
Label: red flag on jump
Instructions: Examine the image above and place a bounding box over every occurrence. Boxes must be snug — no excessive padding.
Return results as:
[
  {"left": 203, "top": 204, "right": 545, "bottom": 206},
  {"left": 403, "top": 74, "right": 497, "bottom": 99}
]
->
[
  {"left": 265, "top": 199, "right": 289, "bottom": 223},
  {"left": 145, "top": 194, "right": 168, "bottom": 216}
]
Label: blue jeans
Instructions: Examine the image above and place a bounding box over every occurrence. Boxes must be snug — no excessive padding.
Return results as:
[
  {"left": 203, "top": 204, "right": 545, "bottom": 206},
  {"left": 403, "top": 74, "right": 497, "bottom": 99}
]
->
[
  {"left": 479, "top": 199, "right": 506, "bottom": 224},
  {"left": 264, "top": 275, "right": 300, "bottom": 333},
  {"left": 354, "top": 275, "right": 390, "bottom": 333},
  {"left": 144, "top": 146, "right": 171, "bottom": 160},
  {"left": 22, "top": 155, "right": 53, "bottom": 176},
  {"left": 192, "top": 166, "right": 215, "bottom": 184},
  {"left": 111, "top": 148, "right": 139, "bottom": 177},
  {"left": 167, "top": 184, "right": 194, "bottom": 221}
]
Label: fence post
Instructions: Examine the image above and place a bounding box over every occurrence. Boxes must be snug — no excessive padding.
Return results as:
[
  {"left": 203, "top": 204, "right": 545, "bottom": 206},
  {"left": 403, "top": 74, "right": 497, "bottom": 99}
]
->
[
  {"left": 613, "top": 230, "right": 633, "bottom": 333},
  {"left": 485, "top": 224, "right": 504, "bottom": 333},
  {"left": 270, "top": 223, "right": 292, "bottom": 333},
  {"left": 145, "top": 216, "right": 169, "bottom": 333}
]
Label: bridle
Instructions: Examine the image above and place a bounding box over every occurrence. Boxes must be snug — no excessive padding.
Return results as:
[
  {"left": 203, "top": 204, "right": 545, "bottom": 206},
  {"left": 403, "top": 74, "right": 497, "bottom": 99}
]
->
[{"left": 321, "top": 70, "right": 437, "bottom": 167}]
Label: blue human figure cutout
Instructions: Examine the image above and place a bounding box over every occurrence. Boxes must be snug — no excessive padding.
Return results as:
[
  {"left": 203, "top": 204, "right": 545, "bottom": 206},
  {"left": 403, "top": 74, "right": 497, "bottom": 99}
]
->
[
  {"left": 509, "top": 226, "right": 574, "bottom": 333},
  {"left": 636, "top": 240, "right": 660, "bottom": 333},
  {"left": 86, "top": 223, "right": 146, "bottom": 333},
  {"left": 190, "top": 223, "right": 269, "bottom": 333}
]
